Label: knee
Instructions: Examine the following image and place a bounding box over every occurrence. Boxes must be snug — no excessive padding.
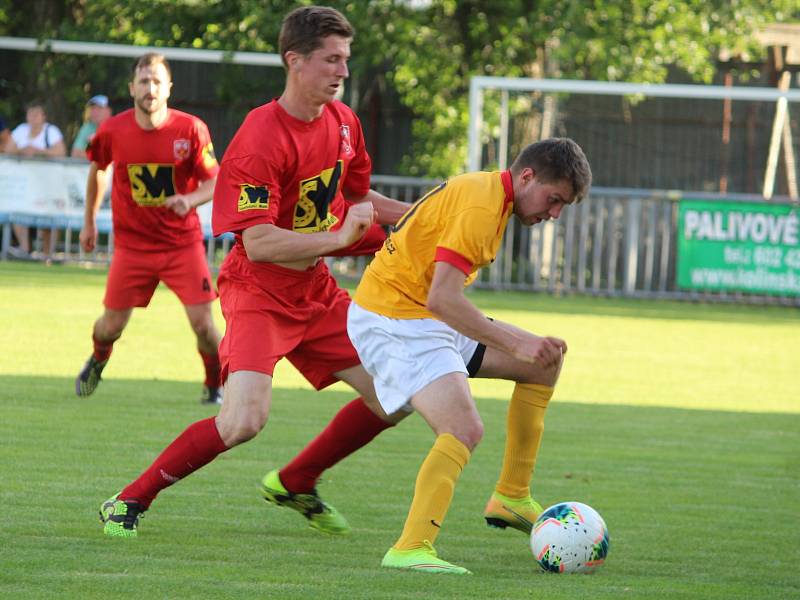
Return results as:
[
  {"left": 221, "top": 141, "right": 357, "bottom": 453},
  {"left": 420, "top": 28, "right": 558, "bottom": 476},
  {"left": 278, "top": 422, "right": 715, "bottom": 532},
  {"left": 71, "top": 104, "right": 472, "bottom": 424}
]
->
[
  {"left": 218, "top": 411, "right": 268, "bottom": 447},
  {"left": 518, "top": 354, "right": 564, "bottom": 387},
  {"left": 444, "top": 416, "right": 484, "bottom": 451}
]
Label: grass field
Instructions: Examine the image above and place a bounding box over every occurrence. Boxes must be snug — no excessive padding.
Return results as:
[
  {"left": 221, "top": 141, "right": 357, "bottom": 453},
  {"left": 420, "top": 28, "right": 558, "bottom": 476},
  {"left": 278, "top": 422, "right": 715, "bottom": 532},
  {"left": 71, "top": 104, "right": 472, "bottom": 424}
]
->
[{"left": 1, "top": 262, "right": 798, "bottom": 599}]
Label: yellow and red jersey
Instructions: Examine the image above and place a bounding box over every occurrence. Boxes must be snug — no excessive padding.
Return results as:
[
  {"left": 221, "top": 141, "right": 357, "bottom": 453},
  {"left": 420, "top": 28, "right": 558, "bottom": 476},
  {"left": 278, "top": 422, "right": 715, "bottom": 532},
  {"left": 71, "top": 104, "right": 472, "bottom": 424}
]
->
[
  {"left": 354, "top": 170, "right": 514, "bottom": 319},
  {"left": 89, "top": 108, "right": 219, "bottom": 251}
]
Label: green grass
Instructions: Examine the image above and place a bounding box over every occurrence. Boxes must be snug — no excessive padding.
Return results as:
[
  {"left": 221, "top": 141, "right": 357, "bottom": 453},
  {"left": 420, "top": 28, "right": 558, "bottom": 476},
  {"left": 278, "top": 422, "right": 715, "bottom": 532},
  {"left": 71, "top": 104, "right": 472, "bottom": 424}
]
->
[{"left": 1, "top": 262, "right": 798, "bottom": 599}]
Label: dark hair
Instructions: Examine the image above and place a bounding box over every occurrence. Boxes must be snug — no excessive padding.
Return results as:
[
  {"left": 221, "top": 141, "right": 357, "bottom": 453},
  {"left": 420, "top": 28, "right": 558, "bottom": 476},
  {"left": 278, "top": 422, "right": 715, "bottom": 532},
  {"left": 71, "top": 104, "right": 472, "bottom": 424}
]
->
[
  {"left": 279, "top": 6, "right": 354, "bottom": 67},
  {"left": 25, "top": 99, "right": 46, "bottom": 113},
  {"left": 510, "top": 138, "right": 592, "bottom": 202},
  {"left": 131, "top": 52, "right": 172, "bottom": 80}
]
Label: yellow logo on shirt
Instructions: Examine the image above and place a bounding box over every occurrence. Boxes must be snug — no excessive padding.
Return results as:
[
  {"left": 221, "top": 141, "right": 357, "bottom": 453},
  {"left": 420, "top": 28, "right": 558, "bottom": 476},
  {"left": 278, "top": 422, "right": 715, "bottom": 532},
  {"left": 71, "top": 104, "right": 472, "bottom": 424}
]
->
[
  {"left": 127, "top": 164, "right": 176, "bottom": 206},
  {"left": 201, "top": 143, "right": 218, "bottom": 170},
  {"left": 237, "top": 184, "right": 270, "bottom": 211},
  {"left": 293, "top": 161, "right": 342, "bottom": 233}
]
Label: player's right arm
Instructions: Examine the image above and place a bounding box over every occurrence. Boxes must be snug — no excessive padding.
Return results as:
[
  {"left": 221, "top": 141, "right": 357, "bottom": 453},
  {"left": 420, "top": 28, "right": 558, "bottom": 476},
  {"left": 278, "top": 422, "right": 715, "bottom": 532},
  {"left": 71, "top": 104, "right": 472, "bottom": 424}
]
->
[
  {"left": 242, "top": 201, "right": 376, "bottom": 266},
  {"left": 427, "top": 261, "right": 565, "bottom": 369},
  {"left": 79, "top": 161, "right": 108, "bottom": 252}
]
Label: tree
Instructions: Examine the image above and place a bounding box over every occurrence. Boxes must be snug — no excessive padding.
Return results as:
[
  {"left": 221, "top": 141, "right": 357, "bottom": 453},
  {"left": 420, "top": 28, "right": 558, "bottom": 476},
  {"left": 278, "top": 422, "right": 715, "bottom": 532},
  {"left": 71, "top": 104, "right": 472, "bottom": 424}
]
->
[
  {"left": 383, "top": 0, "right": 799, "bottom": 176},
  {"left": 0, "top": 1, "right": 795, "bottom": 176}
]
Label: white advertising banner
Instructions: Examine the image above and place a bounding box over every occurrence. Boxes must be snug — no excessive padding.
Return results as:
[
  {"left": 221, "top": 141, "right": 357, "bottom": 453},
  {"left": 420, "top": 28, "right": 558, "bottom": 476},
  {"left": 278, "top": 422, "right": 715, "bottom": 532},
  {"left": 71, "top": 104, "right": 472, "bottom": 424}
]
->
[{"left": 0, "top": 156, "right": 214, "bottom": 236}]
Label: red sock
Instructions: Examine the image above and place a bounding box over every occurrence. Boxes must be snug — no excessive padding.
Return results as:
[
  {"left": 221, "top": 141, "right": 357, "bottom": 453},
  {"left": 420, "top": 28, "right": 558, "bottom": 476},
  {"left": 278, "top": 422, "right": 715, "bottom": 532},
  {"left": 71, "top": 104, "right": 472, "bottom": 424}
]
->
[
  {"left": 279, "top": 397, "right": 393, "bottom": 493},
  {"left": 92, "top": 332, "right": 116, "bottom": 362},
  {"left": 120, "top": 417, "right": 228, "bottom": 508},
  {"left": 199, "top": 350, "right": 221, "bottom": 388}
]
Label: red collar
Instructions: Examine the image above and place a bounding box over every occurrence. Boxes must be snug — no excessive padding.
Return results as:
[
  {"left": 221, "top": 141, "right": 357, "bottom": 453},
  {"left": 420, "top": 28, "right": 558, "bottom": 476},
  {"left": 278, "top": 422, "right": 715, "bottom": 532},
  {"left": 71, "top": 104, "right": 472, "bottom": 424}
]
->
[{"left": 500, "top": 169, "right": 514, "bottom": 206}]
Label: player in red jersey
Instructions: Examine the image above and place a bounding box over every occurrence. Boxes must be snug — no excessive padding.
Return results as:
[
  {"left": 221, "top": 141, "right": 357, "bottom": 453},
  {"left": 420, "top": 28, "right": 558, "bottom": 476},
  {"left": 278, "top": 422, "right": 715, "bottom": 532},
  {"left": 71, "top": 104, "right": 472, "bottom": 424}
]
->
[
  {"left": 98, "top": 6, "right": 413, "bottom": 538},
  {"left": 76, "top": 53, "right": 224, "bottom": 405}
]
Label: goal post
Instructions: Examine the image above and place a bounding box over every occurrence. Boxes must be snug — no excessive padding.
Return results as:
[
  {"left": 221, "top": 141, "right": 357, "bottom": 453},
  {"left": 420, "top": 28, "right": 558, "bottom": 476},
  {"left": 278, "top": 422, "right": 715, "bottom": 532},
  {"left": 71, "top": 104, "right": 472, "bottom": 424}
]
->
[{"left": 468, "top": 76, "right": 800, "bottom": 198}]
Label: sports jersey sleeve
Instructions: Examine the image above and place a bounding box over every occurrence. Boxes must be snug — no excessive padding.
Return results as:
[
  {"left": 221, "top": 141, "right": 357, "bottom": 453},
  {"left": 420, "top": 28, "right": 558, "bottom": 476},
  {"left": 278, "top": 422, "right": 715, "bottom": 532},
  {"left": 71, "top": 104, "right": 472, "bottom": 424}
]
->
[
  {"left": 342, "top": 114, "right": 371, "bottom": 198},
  {"left": 86, "top": 121, "right": 113, "bottom": 170},
  {"left": 191, "top": 119, "right": 220, "bottom": 181},
  {"left": 212, "top": 153, "right": 282, "bottom": 237},
  {"left": 435, "top": 207, "right": 501, "bottom": 275}
]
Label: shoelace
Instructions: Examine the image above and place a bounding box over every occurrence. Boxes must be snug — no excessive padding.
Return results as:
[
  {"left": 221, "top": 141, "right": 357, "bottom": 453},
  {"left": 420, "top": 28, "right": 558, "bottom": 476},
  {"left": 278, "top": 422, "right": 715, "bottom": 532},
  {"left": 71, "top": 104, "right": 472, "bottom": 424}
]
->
[
  {"left": 122, "top": 504, "right": 145, "bottom": 529},
  {"left": 293, "top": 492, "right": 327, "bottom": 515}
]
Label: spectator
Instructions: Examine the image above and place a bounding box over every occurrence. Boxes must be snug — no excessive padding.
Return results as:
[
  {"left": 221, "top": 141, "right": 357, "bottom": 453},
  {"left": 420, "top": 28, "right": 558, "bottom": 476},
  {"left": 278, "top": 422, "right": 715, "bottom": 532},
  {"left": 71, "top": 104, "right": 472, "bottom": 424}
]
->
[
  {"left": 5, "top": 100, "right": 66, "bottom": 158},
  {"left": 5, "top": 100, "right": 67, "bottom": 258},
  {"left": 71, "top": 95, "right": 112, "bottom": 159}
]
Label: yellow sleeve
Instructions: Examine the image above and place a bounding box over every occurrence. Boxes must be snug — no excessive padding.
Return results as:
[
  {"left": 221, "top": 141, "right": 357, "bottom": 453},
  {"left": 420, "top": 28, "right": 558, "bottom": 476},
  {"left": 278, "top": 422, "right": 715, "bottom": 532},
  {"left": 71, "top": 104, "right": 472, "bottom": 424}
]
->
[{"left": 436, "top": 206, "right": 501, "bottom": 270}]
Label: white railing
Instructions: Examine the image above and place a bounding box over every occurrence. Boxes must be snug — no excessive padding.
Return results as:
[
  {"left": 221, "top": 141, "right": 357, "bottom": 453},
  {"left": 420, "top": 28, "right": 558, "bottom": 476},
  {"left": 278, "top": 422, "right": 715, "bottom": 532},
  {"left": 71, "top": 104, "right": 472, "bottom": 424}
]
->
[{"left": 2, "top": 156, "right": 797, "bottom": 305}]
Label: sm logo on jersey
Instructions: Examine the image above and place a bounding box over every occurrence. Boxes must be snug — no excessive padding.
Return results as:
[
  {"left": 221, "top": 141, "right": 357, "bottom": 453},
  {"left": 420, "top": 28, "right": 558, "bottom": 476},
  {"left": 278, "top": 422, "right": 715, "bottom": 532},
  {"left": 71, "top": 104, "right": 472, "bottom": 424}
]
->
[
  {"left": 238, "top": 184, "right": 270, "bottom": 211},
  {"left": 294, "top": 161, "right": 342, "bottom": 233},
  {"left": 127, "top": 164, "right": 176, "bottom": 206}
]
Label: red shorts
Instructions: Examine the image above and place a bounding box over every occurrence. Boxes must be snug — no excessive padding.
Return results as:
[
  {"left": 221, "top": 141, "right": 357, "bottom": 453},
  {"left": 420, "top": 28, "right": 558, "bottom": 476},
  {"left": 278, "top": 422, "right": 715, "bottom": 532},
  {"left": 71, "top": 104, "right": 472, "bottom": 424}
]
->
[
  {"left": 217, "top": 248, "right": 360, "bottom": 390},
  {"left": 103, "top": 242, "right": 218, "bottom": 309}
]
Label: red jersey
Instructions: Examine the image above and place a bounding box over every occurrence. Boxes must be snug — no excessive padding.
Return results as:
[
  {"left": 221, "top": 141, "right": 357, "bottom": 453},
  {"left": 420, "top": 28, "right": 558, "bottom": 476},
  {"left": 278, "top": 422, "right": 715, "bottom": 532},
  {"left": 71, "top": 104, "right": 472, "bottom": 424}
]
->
[
  {"left": 89, "top": 108, "right": 220, "bottom": 251},
  {"left": 212, "top": 100, "right": 374, "bottom": 256}
]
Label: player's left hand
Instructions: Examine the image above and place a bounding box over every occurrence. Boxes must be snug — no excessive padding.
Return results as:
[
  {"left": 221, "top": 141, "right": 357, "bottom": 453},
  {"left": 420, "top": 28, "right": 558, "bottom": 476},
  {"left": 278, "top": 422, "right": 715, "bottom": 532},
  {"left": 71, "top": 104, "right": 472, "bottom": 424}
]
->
[{"left": 165, "top": 194, "right": 193, "bottom": 216}]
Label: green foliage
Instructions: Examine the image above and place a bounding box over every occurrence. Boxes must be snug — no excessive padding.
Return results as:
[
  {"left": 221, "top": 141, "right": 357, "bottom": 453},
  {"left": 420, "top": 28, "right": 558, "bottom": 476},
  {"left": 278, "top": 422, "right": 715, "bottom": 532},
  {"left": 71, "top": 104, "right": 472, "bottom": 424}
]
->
[
  {"left": 384, "top": 0, "right": 799, "bottom": 176},
  {"left": 0, "top": 1, "right": 795, "bottom": 174}
]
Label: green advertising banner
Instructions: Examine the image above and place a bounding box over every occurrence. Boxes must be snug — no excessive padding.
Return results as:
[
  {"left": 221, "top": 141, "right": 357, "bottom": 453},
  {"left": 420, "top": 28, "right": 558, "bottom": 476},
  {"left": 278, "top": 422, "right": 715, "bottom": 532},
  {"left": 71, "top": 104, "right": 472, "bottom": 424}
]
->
[{"left": 677, "top": 200, "right": 800, "bottom": 296}]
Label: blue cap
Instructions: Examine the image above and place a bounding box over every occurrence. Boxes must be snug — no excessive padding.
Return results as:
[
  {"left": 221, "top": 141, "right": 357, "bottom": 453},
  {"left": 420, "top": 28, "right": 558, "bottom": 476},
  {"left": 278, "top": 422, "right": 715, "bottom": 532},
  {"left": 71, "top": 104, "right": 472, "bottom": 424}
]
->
[{"left": 87, "top": 94, "right": 109, "bottom": 107}]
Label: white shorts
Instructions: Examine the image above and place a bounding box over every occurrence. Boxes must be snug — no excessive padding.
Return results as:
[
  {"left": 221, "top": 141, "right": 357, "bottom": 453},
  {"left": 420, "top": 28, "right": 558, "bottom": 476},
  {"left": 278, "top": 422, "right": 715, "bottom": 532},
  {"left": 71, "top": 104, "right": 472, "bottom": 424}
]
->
[{"left": 347, "top": 302, "right": 483, "bottom": 415}]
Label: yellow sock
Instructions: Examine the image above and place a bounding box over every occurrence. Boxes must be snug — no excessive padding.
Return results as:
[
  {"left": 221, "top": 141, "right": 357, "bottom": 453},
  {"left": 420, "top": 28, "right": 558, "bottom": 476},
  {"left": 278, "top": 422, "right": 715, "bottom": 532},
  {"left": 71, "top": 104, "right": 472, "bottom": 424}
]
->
[
  {"left": 393, "top": 433, "right": 471, "bottom": 551},
  {"left": 495, "top": 383, "right": 553, "bottom": 499}
]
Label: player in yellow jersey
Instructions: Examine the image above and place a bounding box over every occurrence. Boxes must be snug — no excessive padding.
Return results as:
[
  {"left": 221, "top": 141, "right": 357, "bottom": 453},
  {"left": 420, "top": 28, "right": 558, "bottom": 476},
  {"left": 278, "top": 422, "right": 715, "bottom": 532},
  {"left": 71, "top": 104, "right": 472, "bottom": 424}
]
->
[{"left": 347, "top": 138, "right": 592, "bottom": 574}]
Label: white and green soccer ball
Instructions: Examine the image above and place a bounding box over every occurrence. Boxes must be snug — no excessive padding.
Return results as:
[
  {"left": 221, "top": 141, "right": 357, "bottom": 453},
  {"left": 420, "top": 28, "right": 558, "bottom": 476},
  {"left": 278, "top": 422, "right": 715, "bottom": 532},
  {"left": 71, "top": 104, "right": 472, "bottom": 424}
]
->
[{"left": 530, "top": 501, "right": 610, "bottom": 573}]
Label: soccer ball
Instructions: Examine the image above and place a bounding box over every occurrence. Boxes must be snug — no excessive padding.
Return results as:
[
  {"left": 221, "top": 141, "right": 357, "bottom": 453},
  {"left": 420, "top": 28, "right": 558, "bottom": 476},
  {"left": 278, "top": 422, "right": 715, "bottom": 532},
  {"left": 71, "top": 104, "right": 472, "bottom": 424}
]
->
[{"left": 530, "top": 501, "right": 610, "bottom": 573}]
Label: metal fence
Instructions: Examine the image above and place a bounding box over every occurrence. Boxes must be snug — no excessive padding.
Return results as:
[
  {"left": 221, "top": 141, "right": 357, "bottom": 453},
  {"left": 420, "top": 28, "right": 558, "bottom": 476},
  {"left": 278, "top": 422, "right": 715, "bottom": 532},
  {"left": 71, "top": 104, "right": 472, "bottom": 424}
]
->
[
  {"left": 2, "top": 174, "right": 798, "bottom": 306},
  {"left": 476, "top": 187, "right": 800, "bottom": 305}
]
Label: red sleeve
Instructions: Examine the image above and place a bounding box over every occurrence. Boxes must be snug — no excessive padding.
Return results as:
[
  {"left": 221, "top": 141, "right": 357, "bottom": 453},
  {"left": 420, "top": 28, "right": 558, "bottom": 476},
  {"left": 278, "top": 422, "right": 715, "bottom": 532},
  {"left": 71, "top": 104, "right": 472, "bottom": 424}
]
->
[
  {"left": 434, "top": 246, "right": 473, "bottom": 275},
  {"left": 87, "top": 121, "right": 113, "bottom": 169},
  {"left": 342, "top": 113, "right": 371, "bottom": 198},
  {"left": 191, "top": 119, "right": 220, "bottom": 181},
  {"left": 212, "top": 154, "right": 281, "bottom": 237}
]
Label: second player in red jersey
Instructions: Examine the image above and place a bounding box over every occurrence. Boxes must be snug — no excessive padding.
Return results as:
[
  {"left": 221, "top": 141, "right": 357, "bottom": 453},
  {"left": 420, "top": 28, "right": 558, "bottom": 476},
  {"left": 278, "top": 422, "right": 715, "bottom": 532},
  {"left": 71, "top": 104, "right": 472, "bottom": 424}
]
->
[{"left": 76, "top": 53, "right": 224, "bottom": 406}]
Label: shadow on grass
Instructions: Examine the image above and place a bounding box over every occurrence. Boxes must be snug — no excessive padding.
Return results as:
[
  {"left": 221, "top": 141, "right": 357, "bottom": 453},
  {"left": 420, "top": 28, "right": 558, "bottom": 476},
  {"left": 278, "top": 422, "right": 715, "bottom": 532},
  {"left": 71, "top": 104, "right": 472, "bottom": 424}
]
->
[
  {"left": 466, "top": 289, "right": 800, "bottom": 325},
  {"left": 4, "top": 262, "right": 800, "bottom": 324}
]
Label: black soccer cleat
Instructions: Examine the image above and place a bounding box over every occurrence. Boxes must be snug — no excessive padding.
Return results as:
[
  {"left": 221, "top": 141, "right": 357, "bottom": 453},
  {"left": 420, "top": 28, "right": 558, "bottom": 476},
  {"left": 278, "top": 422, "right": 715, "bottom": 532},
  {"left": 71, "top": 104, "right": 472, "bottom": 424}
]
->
[
  {"left": 200, "top": 385, "right": 223, "bottom": 405},
  {"left": 75, "top": 355, "right": 108, "bottom": 397}
]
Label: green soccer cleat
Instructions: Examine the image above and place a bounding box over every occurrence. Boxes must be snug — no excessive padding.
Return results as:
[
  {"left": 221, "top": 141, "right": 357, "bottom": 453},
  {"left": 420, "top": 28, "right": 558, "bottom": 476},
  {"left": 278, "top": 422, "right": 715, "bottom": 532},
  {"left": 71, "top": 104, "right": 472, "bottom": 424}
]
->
[
  {"left": 484, "top": 491, "right": 543, "bottom": 535},
  {"left": 260, "top": 469, "right": 350, "bottom": 535},
  {"left": 381, "top": 541, "right": 471, "bottom": 575},
  {"left": 75, "top": 355, "right": 108, "bottom": 397},
  {"left": 99, "top": 493, "right": 145, "bottom": 538}
]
